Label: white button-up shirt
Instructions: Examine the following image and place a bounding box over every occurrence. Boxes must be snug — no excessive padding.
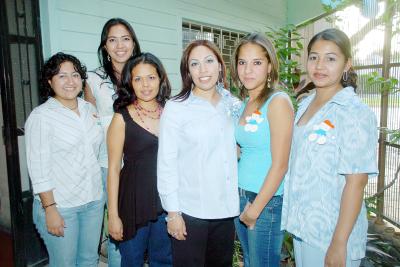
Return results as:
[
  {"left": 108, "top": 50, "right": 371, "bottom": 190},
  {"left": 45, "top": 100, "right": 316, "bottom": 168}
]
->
[
  {"left": 157, "top": 92, "right": 239, "bottom": 219},
  {"left": 25, "top": 97, "right": 103, "bottom": 208}
]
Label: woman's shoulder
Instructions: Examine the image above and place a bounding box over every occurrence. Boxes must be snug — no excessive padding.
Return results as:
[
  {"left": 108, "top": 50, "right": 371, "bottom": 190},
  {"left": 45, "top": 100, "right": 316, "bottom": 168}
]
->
[
  {"left": 87, "top": 67, "right": 108, "bottom": 84},
  {"left": 264, "top": 90, "right": 293, "bottom": 109}
]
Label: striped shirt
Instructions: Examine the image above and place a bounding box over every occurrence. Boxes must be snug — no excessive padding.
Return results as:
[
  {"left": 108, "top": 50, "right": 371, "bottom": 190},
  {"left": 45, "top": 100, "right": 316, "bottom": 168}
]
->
[{"left": 25, "top": 97, "right": 104, "bottom": 207}]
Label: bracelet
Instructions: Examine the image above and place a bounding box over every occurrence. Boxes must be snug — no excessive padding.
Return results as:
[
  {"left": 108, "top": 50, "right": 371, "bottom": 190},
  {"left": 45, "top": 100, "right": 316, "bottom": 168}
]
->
[
  {"left": 42, "top": 202, "right": 56, "bottom": 210},
  {"left": 165, "top": 212, "right": 182, "bottom": 222}
]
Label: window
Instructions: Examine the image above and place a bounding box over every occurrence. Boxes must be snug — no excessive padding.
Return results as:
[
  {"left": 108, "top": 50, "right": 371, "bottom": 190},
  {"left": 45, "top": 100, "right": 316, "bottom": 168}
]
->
[{"left": 182, "top": 21, "right": 247, "bottom": 69}]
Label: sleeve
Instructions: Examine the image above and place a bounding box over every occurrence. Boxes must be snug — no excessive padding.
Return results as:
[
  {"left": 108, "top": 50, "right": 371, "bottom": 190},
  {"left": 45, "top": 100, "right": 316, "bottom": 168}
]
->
[
  {"left": 86, "top": 71, "right": 97, "bottom": 96},
  {"left": 25, "top": 111, "right": 55, "bottom": 193},
  {"left": 157, "top": 101, "right": 181, "bottom": 211},
  {"left": 337, "top": 107, "right": 378, "bottom": 178}
]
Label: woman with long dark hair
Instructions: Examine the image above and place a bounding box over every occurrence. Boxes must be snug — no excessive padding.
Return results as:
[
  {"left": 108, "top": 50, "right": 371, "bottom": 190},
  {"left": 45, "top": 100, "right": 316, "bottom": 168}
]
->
[
  {"left": 231, "top": 32, "right": 294, "bottom": 267},
  {"left": 157, "top": 40, "right": 241, "bottom": 267},
  {"left": 83, "top": 17, "right": 141, "bottom": 266},
  {"left": 107, "top": 53, "right": 172, "bottom": 266}
]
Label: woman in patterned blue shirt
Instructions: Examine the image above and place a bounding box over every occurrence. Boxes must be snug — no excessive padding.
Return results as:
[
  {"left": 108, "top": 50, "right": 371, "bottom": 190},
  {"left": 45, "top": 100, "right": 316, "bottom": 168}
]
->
[{"left": 281, "top": 28, "right": 378, "bottom": 267}]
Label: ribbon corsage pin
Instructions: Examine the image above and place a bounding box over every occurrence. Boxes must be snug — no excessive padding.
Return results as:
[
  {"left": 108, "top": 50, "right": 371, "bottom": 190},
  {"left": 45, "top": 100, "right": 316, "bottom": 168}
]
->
[
  {"left": 308, "top": 119, "right": 334, "bottom": 145},
  {"left": 244, "top": 110, "right": 264, "bottom": 132}
]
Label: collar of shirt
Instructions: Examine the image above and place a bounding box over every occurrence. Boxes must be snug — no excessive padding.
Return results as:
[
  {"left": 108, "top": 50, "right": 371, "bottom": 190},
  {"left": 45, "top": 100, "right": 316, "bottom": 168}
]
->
[
  {"left": 296, "top": 86, "right": 356, "bottom": 121},
  {"left": 47, "top": 97, "right": 90, "bottom": 112}
]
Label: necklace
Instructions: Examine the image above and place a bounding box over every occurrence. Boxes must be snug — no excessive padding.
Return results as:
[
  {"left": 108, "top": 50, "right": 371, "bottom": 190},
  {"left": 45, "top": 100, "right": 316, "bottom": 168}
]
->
[
  {"left": 135, "top": 102, "right": 159, "bottom": 113},
  {"left": 133, "top": 101, "right": 162, "bottom": 120},
  {"left": 133, "top": 101, "right": 162, "bottom": 132}
]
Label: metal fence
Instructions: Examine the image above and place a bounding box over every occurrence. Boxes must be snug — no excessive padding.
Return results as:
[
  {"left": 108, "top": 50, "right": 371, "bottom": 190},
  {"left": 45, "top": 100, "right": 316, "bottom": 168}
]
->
[{"left": 296, "top": 0, "right": 400, "bottom": 227}]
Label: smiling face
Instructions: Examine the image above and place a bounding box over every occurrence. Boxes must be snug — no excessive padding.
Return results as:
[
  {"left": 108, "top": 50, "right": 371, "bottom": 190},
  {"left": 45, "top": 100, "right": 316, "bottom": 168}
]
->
[
  {"left": 237, "top": 43, "right": 271, "bottom": 94},
  {"left": 131, "top": 63, "right": 160, "bottom": 103},
  {"left": 188, "top": 45, "right": 220, "bottom": 95},
  {"left": 105, "top": 24, "right": 134, "bottom": 67},
  {"left": 48, "top": 61, "right": 82, "bottom": 106},
  {"left": 307, "top": 39, "right": 351, "bottom": 90}
]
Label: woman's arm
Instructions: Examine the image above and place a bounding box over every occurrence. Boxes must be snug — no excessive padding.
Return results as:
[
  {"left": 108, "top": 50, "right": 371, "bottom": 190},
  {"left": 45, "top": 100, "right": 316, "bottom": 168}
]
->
[
  {"left": 157, "top": 102, "right": 186, "bottom": 240},
  {"left": 325, "top": 173, "right": 368, "bottom": 267},
  {"left": 240, "top": 96, "right": 294, "bottom": 228},
  {"left": 84, "top": 83, "right": 97, "bottom": 107},
  {"left": 39, "top": 190, "right": 65, "bottom": 236},
  {"left": 25, "top": 112, "right": 65, "bottom": 236},
  {"left": 107, "top": 113, "right": 125, "bottom": 241}
]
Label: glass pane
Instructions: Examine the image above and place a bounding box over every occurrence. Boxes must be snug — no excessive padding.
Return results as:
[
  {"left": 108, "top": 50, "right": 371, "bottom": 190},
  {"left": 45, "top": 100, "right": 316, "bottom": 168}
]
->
[
  {"left": 10, "top": 43, "right": 32, "bottom": 128},
  {"left": 5, "top": 0, "right": 17, "bottom": 35},
  {"left": 23, "top": 0, "right": 35, "bottom": 37}
]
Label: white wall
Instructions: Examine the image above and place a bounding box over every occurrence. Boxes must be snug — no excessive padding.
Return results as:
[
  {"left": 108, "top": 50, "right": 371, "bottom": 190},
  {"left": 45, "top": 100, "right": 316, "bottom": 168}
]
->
[
  {"left": 287, "top": 0, "right": 325, "bottom": 25},
  {"left": 39, "top": 0, "right": 287, "bottom": 92}
]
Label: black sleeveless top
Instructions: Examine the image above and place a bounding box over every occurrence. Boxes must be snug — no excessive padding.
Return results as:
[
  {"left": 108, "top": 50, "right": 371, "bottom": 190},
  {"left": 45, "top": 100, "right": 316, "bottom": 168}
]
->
[{"left": 117, "top": 107, "right": 163, "bottom": 241}]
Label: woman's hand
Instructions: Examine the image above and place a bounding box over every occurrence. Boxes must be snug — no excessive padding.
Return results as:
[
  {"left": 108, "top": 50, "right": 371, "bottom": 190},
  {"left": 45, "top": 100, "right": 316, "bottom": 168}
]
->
[
  {"left": 108, "top": 215, "right": 123, "bottom": 241},
  {"left": 45, "top": 206, "right": 65, "bottom": 237},
  {"left": 325, "top": 240, "right": 346, "bottom": 267},
  {"left": 167, "top": 213, "right": 187, "bottom": 240},
  {"left": 239, "top": 202, "right": 258, "bottom": 230}
]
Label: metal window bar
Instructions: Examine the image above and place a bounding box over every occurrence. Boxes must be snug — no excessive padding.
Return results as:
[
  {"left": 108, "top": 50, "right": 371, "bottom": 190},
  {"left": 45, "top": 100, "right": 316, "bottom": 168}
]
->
[{"left": 182, "top": 20, "right": 247, "bottom": 69}]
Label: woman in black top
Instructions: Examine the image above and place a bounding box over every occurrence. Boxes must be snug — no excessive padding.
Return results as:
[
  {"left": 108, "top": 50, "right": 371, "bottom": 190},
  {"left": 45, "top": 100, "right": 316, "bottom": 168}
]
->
[{"left": 107, "top": 53, "right": 172, "bottom": 267}]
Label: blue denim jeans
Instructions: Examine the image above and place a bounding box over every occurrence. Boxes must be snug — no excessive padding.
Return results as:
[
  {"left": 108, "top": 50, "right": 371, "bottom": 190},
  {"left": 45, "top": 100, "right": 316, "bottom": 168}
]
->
[
  {"left": 234, "top": 189, "right": 284, "bottom": 267},
  {"left": 33, "top": 197, "right": 105, "bottom": 267},
  {"left": 101, "top": 167, "right": 121, "bottom": 267},
  {"left": 119, "top": 213, "right": 172, "bottom": 267}
]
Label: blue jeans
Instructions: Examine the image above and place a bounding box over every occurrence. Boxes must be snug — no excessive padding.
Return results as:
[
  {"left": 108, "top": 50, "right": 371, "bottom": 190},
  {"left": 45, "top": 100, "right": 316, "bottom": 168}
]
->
[
  {"left": 101, "top": 167, "right": 121, "bottom": 267},
  {"left": 234, "top": 189, "right": 284, "bottom": 267},
  {"left": 33, "top": 197, "right": 105, "bottom": 267},
  {"left": 119, "top": 213, "right": 172, "bottom": 267}
]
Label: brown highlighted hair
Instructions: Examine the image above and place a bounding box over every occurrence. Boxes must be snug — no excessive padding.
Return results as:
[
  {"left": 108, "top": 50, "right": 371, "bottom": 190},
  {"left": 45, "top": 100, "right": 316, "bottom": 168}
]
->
[
  {"left": 231, "top": 32, "right": 280, "bottom": 106},
  {"left": 174, "top": 40, "right": 227, "bottom": 101}
]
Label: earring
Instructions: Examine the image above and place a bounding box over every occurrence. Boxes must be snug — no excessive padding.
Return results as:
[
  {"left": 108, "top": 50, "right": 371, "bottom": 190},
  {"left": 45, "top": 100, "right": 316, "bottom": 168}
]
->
[
  {"left": 343, "top": 71, "right": 348, "bottom": 82},
  {"left": 267, "top": 76, "right": 272, "bottom": 88},
  {"left": 217, "top": 70, "right": 224, "bottom": 88},
  {"left": 107, "top": 55, "right": 111, "bottom": 62}
]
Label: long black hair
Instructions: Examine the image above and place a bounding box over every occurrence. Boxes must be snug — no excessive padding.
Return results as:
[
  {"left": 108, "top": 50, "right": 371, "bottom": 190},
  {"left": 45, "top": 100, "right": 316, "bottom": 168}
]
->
[
  {"left": 113, "top": 53, "right": 171, "bottom": 111},
  {"left": 307, "top": 28, "right": 357, "bottom": 90},
  {"left": 98, "top": 18, "right": 141, "bottom": 87}
]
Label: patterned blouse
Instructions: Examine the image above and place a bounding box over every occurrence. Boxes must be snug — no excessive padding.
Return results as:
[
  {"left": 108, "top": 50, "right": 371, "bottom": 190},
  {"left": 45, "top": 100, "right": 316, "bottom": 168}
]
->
[{"left": 281, "top": 86, "right": 378, "bottom": 260}]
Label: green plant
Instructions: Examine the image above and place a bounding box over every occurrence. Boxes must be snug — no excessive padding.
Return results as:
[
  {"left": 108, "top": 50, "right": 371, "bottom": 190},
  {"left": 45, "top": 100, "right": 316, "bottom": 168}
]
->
[
  {"left": 363, "top": 70, "right": 400, "bottom": 265},
  {"left": 363, "top": 234, "right": 400, "bottom": 266},
  {"left": 265, "top": 24, "right": 302, "bottom": 93},
  {"left": 366, "top": 71, "right": 400, "bottom": 94},
  {"left": 232, "top": 239, "right": 243, "bottom": 267},
  {"left": 281, "top": 233, "right": 295, "bottom": 266}
]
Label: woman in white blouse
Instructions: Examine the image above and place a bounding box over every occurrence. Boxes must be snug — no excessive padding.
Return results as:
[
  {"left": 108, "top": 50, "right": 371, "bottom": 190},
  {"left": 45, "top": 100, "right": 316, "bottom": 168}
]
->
[
  {"left": 25, "top": 52, "right": 104, "bottom": 267},
  {"left": 157, "top": 40, "right": 240, "bottom": 267}
]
